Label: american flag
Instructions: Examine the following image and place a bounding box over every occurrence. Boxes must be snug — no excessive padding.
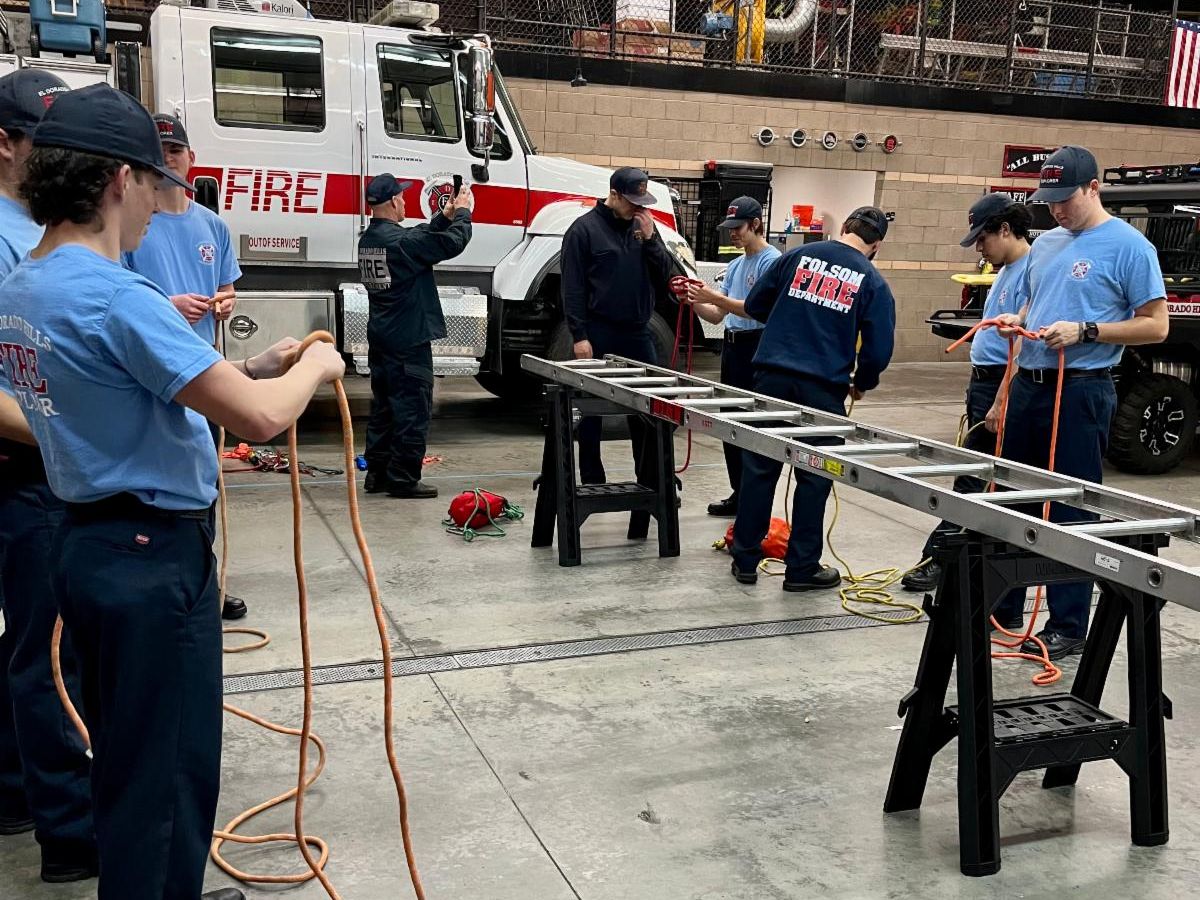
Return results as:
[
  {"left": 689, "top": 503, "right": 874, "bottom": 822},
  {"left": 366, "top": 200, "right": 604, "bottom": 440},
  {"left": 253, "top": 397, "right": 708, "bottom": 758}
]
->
[{"left": 1167, "top": 19, "right": 1200, "bottom": 109}]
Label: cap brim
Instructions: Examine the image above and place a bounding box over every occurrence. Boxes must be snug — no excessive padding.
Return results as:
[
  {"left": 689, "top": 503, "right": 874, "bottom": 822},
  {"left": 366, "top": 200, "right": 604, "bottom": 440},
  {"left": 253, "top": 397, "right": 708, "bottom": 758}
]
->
[
  {"left": 1029, "top": 185, "right": 1080, "bottom": 203},
  {"left": 622, "top": 191, "right": 656, "bottom": 207},
  {"left": 160, "top": 137, "right": 190, "bottom": 147},
  {"left": 155, "top": 165, "right": 193, "bottom": 191},
  {"left": 720, "top": 216, "right": 749, "bottom": 229},
  {"left": 959, "top": 225, "right": 987, "bottom": 248}
]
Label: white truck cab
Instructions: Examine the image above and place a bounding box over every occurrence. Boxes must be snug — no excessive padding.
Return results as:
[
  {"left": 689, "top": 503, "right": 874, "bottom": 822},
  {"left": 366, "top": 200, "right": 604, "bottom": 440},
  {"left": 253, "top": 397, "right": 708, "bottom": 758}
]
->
[{"left": 140, "top": 0, "right": 698, "bottom": 396}]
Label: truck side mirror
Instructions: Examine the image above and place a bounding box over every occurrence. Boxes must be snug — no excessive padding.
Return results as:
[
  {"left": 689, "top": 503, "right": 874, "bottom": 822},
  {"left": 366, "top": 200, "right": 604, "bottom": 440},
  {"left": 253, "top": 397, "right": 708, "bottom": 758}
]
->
[
  {"left": 193, "top": 176, "right": 220, "bottom": 215},
  {"left": 465, "top": 45, "right": 496, "bottom": 155}
]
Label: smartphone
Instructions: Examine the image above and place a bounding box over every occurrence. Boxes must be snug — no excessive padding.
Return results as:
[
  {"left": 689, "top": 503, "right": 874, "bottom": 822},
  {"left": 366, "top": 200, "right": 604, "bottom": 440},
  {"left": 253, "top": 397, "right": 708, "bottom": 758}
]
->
[{"left": 452, "top": 174, "right": 463, "bottom": 195}]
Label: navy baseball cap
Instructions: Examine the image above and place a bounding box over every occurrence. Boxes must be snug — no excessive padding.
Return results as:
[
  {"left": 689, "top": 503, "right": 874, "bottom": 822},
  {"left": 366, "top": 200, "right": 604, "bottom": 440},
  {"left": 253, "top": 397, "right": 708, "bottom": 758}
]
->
[
  {"left": 960, "top": 193, "right": 1017, "bottom": 247},
  {"left": 845, "top": 206, "right": 890, "bottom": 240},
  {"left": 33, "top": 84, "right": 192, "bottom": 190},
  {"left": 0, "top": 69, "right": 69, "bottom": 134},
  {"left": 720, "top": 195, "right": 763, "bottom": 228},
  {"left": 610, "top": 166, "right": 656, "bottom": 207},
  {"left": 366, "top": 173, "right": 412, "bottom": 206},
  {"left": 153, "top": 113, "right": 189, "bottom": 148},
  {"left": 1030, "top": 146, "right": 1099, "bottom": 203}
]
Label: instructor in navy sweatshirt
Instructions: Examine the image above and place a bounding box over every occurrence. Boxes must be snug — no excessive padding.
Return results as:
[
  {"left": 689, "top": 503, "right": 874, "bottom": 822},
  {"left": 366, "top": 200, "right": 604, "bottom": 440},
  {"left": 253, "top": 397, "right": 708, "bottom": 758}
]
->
[
  {"left": 562, "top": 167, "right": 673, "bottom": 484},
  {"left": 730, "top": 207, "right": 897, "bottom": 591}
]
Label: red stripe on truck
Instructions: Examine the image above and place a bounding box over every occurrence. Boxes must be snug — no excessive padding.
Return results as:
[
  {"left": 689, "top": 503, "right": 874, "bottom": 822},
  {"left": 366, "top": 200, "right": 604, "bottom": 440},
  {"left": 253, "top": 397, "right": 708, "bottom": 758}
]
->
[{"left": 188, "top": 167, "right": 677, "bottom": 230}]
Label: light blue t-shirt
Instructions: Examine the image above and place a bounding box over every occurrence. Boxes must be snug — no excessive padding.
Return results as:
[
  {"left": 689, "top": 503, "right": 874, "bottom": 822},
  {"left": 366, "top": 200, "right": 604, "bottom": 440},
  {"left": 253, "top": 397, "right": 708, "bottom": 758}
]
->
[
  {"left": 972, "top": 253, "right": 1030, "bottom": 367},
  {"left": 0, "top": 196, "right": 44, "bottom": 279},
  {"left": 722, "top": 244, "right": 781, "bottom": 332},
  {"left": 0, "top": 245, "right": 222, "bottom": 509},
  {"left": 124, "top": 201, "right": 242, "bottom": 346},
  {"left": 1020, "top": 218, "right": 1165, "bottom": 371}
]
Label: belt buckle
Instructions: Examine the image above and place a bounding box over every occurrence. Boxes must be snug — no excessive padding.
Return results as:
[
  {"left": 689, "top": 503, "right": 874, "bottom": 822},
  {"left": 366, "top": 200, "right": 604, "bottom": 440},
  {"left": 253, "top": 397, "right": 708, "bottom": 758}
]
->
[{"left": 1031, "top": 368, "right": 1046, "bottom": 385}]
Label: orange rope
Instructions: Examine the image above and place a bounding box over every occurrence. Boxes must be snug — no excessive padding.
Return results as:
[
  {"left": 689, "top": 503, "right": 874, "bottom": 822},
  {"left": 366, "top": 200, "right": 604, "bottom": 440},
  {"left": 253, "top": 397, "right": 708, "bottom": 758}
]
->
[
  {"left": 948, "top": 317, "right": 1064, "bottom": 686},
  {"left": 50, "top": 330, "right": 425, "bottom": 899}
]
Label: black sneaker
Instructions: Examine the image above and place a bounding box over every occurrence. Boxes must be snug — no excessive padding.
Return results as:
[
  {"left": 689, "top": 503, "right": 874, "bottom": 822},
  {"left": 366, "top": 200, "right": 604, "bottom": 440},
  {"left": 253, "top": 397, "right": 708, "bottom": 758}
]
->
[
  {"left": 901, "top": 560, "right": 942, "bottom": 593},
  {"left": 1021, "top": 630, "right": 1085, "bottom": 660},
  {"left": 730, "top": 560, "right": 757, "bottom": 585},
  {"left": 707, "top": 495, "right": 738, "bottom": 517},
  {"left": 0, "top": 812, "right": 33, "bottom": 835},
  {"left": 40, "top": 844, "right": 99, "bottom": 884},
  {"left": 221, "top": 595, "right": 248, "bottom": 621},
  {"left": 388, "top": 481, "right": 439, "bottom": 499},
  {"left": 783, "top": 565, "right": 842, "bottom": 592}
]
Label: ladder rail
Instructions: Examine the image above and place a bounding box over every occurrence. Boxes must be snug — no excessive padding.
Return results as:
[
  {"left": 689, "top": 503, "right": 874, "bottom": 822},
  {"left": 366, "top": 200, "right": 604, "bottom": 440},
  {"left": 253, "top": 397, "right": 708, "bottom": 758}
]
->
[{"left": 525, "top": 354, "right": 1200, "bottom": 603}]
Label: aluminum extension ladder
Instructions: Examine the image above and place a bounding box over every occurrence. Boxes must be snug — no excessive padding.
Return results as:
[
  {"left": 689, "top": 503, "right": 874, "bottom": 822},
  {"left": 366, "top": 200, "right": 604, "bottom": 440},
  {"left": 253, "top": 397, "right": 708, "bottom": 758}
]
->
[{"left": 520, "top": 353, "right": 1200, "bottom": 604}]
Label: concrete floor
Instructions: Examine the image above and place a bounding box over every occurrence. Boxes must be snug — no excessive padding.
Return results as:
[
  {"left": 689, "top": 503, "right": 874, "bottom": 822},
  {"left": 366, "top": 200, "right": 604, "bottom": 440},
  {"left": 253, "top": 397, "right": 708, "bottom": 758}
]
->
[{"left": 5, "top": 359, "right": 1200, "bottom": 899}]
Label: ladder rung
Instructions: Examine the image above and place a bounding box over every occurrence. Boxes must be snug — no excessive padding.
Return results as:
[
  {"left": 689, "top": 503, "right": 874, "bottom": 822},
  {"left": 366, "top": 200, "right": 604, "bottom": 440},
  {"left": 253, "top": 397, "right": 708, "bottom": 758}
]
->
[
  {"left": 891, "top": 463, "right": 992, "bottom": 477},
  {"left": 644, "top": 387, "right": 714, "bottom": 397},
  {"left": 1070, "top": 517, "right": 1193, "bottom": 537},
  {"left": 681, "top": 397, "right": 757, "bottom": 409},
  {"left": 561, "top": 359, "right": 608, "bottom": 367},
  {"left": 605, "top": 377, "right": 678, "bottom": 386},
  {"left": 972, "top": 488, "right": 1083, "bottom": 504},
  {"left": 722, "top": 411, "right": 804, "bottom": 422},
  {"left": 762, "top": 425, "right": 857, "bottom": 437},
  {"left": 839, "top": 442, "right": 919, "bottom": 456},
  {"left": 589, "top": 368, "right": 647, "bottom": 377}
]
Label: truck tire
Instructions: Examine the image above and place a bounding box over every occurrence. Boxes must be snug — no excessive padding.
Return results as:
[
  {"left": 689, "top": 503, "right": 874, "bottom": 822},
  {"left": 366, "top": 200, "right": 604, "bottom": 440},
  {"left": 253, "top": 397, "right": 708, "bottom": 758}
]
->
[{"left": 1107, "top": 373, "right": 1198, "bottom": 475}]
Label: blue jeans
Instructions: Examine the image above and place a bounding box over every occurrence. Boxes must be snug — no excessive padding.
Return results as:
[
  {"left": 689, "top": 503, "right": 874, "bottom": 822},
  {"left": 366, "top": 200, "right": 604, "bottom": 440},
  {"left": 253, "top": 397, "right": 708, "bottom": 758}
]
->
[
  {"left": 732, "top": 368, "right": 848, "bottom": 580},
  {"left": 994, "top": 371, "right": 1118, "bottom": 638}
]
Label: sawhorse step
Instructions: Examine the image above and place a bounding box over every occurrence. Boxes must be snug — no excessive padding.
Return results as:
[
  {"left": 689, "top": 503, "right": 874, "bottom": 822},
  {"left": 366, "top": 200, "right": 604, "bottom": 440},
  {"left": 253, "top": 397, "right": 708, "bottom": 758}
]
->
[{"left": 531, "top": 384, "right": 680, "bottom": 567}]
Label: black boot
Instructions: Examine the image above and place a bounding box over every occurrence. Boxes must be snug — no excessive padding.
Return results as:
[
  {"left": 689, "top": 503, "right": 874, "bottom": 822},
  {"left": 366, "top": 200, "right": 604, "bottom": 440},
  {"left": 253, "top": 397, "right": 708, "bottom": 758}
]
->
[
  {"left": 364, "top": 471, "right": 390, "bottom": 494},
  {"left": 221, "top": 594, "right": 248, "bottom": 620},
  {"left": 707, "top": 494, "right": 738, "bottom": 517},
  {"left": 40, "top": 842, "right": 99, "bottom": 884},
  {"left": 782, "top": 565, "right": 842, "bottom": 592},
  {"left": 388, "top": 481, "right": 439, "bottom": 499},
  {"left": 900, "top": 559, "right": 942, "bottom": 593}
]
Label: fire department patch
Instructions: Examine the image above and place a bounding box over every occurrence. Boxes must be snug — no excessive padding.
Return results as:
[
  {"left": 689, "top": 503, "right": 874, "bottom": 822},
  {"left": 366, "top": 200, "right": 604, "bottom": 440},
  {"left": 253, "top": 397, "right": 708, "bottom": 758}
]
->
[
  {"left": 198, "top": 242, "right": 216, "bottom": 265},
  {"left": 423, "top": 179, "right": 455, "bottom": 217},
  {"left": 1070, "top": 259, "right": 1092, "bottom": 280}
]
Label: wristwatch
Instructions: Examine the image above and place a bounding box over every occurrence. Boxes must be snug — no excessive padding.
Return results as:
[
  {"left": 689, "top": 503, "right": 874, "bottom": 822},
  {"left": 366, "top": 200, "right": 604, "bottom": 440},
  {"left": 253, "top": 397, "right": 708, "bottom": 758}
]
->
[{"left": 1079, "top": 321, "right": 1100, "bottom": 344}]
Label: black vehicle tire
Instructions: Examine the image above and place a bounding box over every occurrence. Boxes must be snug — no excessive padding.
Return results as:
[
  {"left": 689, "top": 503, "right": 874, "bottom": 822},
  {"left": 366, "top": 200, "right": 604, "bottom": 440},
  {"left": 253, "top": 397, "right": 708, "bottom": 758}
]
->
[
  {"left": 1108, "top": 373, "right": 1198, "bottom": 475},
  {"left": 91, "top": 33, "right": 105, "bottom": 63},
  {"left": 545, "top": 310, "right": 677, "bottom": 369},
  {"left": 473, "top": 364, "right": 541, "bottom": 402},
  {"left": 28, "top": 30, "right": 40, "bottom": 58}
]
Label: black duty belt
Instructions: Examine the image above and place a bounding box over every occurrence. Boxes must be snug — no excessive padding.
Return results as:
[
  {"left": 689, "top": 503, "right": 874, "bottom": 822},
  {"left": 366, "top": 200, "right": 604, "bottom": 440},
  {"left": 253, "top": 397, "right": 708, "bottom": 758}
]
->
[
  {"left": 1017, "top": 366, "right": 1112, "bottom": 385},
  {"left": 66, "top": 492, "right": 210, "bottom": 522},
  {"left": 724, "top": 329, "right": 764, "bottom": 344},
  {"left": 970, "top": 364, "right": 1009, "bottom": 382}
]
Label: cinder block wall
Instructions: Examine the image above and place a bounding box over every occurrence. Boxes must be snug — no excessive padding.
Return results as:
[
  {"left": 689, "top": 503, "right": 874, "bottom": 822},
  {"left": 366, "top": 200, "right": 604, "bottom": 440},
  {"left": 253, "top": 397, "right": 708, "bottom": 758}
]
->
[{"left": 507, "top": 78, "right": 1200, "bottom": 362}]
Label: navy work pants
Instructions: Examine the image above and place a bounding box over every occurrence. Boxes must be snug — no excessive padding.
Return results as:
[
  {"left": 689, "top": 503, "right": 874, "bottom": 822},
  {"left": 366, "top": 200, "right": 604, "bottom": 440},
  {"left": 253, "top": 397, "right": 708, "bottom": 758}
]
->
[
  {"left": 365, "top": 341, "right": 435, "bottom": 488},
  {"left": 732, "top": 368, "right": 848, "bottom": 580},
  {"left": 719, "top": 330, "right": 763, "bottom": 498},
  {"left": 0, "top": 477, "right": 93, "bottom": 854},
  {"left": 920, "top": 373, "right": 1003, "bottom": 559},
  {"left": 577, "top": 321, "right": 659, "bottom": 485},
  {"left": 53, "top": 501, "right": 222, "bottom": 900},
  {"left": 994, "top": 371, "right": 1118, "bottom": 638}
]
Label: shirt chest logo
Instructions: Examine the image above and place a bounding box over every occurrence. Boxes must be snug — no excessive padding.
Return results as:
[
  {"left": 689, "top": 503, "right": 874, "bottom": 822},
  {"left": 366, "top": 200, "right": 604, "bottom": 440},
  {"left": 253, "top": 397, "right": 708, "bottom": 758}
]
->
[
  {"left": 197, "top": 242, "right": 216, "bottom": 265},
  {"left": 1070, "top": 259, "right": 1092, "bottom": 280}
]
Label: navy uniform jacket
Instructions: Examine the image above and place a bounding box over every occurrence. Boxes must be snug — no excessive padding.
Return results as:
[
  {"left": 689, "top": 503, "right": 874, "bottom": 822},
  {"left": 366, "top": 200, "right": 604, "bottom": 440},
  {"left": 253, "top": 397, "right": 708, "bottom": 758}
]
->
[
  {"left": 358, "top": 209, "right": 472, "bottom": 353},
  {"left": 744, "top": 240, "right": 896, "bottom": 391},
  {"left": 561, "top": 202, "right": 673, "bottom": 341}
]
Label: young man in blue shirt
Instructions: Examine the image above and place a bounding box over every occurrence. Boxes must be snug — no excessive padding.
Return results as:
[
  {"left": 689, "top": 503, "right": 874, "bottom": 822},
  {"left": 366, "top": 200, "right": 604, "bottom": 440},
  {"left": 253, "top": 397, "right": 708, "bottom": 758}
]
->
[
  {"left": 0, "top": 68, "right": 96, "bottom": 884},
  {"left": 125, "top": 114, "right": 248, "bottom": 621},
  {"left": 730, "top": 207, "right": 897, "bottom": 591},
  {"left": 992, "top": 146, "right": 1168, "bottom": 659},
  {"left": 902, "top": 194, "right": 1033, "bottom": 594},
  {"left": 0, "top": 83, "right": 344, "bottom": 900},
  {"left": 684, "top": 195, "right": 780, "bottom": 517}
]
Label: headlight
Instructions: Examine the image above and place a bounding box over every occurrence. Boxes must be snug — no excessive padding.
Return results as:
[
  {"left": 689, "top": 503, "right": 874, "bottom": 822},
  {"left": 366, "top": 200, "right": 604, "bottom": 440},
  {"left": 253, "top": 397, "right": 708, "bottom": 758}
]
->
[{"left": 665, "top": 238, "right": 697, "bottom": 276}]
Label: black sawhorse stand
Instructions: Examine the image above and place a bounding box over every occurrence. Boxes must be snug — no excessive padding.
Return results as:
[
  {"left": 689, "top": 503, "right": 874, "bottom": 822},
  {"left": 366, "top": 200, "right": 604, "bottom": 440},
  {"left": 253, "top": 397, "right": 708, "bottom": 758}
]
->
[
  {"left": 884, "top": 530, "right": 1171, "bottom": 876},
  {"left": 531, "top": 384, "right": 680, "bottom": 567}
]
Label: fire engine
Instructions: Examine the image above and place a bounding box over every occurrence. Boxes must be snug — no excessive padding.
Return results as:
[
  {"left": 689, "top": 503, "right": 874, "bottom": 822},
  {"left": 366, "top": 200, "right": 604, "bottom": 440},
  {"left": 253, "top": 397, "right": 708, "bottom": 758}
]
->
[{"left": 1, "top": 0, "right": 700, "bottom": 399}]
